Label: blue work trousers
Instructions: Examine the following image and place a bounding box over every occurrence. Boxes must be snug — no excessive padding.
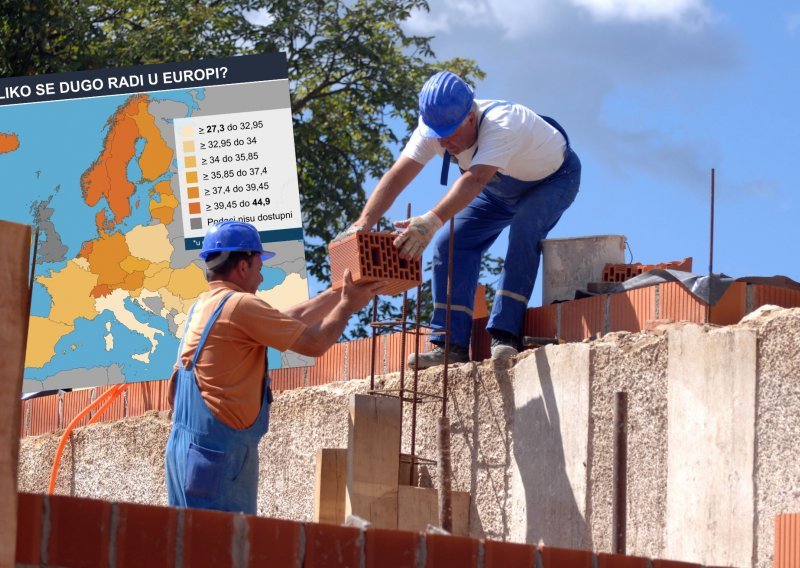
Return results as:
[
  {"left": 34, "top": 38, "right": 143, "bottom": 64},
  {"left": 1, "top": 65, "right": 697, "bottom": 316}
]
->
[{"left": 431, "top": 149, "right": 581, "bottom": 347}]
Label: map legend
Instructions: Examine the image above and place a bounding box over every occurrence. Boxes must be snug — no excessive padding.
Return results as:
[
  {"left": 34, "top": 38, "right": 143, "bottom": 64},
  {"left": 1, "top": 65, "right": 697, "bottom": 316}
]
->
[{"left": 174, "top": 108, "right": 304, "bottom": 250}]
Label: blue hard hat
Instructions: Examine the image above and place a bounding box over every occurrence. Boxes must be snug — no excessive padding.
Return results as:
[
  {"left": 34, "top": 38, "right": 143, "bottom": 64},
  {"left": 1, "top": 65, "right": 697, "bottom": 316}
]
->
[
  {"left": 199, "top": 221, "right": 275, "bottom": 261},
  {"left": 418, "top": 71, "right": 474, "bottom": 139}
]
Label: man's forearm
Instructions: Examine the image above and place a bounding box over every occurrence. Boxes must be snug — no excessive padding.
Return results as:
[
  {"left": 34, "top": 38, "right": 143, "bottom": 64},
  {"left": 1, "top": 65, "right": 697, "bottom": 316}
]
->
[
  {"left": 430, "top": 170, "right": 489, "bottom": 222},
  {"left": 284, "top": 288, "right": 340, "bottom": 324}
]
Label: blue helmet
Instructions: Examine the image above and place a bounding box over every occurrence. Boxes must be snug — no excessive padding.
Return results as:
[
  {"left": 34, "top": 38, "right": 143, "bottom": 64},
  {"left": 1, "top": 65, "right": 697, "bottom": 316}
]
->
[
  {"left": 199, "top": 221, "right": 275, "bottom": 262},
  {"left": 418, "top": 71, "right": 474, "bottom": 139}
]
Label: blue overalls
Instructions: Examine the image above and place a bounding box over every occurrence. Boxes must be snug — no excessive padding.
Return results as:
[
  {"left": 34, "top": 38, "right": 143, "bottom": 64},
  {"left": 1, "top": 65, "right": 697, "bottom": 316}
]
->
[
  {"left": 165, "top": 292, "right": 272, "bottom": 514},
  {"left": 431, "top": 103, "right": 581, "bottom": 347}
]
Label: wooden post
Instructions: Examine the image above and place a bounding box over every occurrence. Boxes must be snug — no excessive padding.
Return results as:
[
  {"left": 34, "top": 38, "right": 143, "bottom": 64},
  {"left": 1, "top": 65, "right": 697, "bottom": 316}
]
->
[
  {"left": 314, "top": 448, "right": 347, "bottom": 525},
  {"left": 0, "top": 220, "right": 32, "bottom": 568},
  {"left": 345, "top": 394, "right": 401, "bottom": 529}
]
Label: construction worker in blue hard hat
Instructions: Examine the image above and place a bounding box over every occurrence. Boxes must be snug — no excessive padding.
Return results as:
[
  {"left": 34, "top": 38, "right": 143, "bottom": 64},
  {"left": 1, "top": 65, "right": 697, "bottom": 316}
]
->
[
  {"left": 335, "top": 71, "right": 581, "bottom": 368},
  {"left": 166, "top": 220, "right": 381, "bottom": 513}
]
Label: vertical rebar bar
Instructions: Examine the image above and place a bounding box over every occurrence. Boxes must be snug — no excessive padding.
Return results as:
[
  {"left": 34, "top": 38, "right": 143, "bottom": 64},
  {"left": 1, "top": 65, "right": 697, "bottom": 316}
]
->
[
  {"left": 707, "top": 168, "right": 715, "bottom": 324},
  {"left": 369, "top": 221, "right": 380, "bottom": 391},
  {"left": 612, "top": 391, "right": 628, "bottom": 554},
  {"left": 398, "top": 204, "right": 411, "bottom": 465},
  {"left": 409, "top": 279, "right": 422, "bottom": 486},
  {"left": 438, "top": 217, "right": 455, "bottom": 532}
]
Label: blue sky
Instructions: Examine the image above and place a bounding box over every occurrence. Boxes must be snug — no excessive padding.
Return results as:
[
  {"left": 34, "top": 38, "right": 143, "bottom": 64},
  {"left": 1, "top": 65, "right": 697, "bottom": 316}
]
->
[{"left": 340, "top": 0, "right": 799, "bottom": 306}]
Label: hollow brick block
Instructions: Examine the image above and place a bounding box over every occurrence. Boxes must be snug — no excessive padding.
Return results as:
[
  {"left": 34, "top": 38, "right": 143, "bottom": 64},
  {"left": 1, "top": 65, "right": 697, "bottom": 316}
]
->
[{"left": 329, "top": 232, "right": 421, "bottom": 296}]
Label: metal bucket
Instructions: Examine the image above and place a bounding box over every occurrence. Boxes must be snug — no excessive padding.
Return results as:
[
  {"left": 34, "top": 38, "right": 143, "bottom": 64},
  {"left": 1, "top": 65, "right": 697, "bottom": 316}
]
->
[{"left": 541, "top": 235, "right": 626, "bottom": 305}]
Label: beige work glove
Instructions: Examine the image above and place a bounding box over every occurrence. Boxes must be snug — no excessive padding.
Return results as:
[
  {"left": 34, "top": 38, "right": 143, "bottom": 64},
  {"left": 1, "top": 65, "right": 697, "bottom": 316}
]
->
[
  {"left": 392, "top": 211, "right": 443, "bottom": 259},
  {"left": 331, "top": 223, "right": 365, "bottom": 243}
]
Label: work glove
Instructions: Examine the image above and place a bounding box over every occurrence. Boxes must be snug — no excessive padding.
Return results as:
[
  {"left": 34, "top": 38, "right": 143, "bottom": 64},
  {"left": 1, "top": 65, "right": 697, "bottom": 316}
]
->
[
  {"left": 331, "top": 223, "right": 365, "bottom": 243},
  {"left": 393, "top": 211, "right": 443, "bottom": 259}
]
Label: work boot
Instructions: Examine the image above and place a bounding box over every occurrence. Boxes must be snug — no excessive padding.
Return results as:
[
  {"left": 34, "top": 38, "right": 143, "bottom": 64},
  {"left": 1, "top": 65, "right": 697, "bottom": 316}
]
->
[
  {"left": 407, "top": 343, "right": 469, "bottom": 370},
  {"left": 490, "top": 330, "right": 519, "bottom": 361}
]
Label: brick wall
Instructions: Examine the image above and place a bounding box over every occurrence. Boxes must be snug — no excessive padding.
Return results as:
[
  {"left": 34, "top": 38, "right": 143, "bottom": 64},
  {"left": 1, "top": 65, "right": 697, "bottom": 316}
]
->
[{"left": 16, "top": 492, "right": 709, "bottom": 568}]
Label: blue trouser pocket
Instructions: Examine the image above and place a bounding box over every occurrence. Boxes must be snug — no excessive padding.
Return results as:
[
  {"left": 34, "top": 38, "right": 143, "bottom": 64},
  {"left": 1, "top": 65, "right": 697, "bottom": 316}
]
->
[{"left": 185, "top": 442, "right": 226, "bottom": 500}]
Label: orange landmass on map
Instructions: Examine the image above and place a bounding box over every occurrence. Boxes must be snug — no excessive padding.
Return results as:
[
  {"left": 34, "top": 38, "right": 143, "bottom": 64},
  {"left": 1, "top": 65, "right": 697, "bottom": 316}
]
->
[
  {"left": 80, "top": 94, "right": 173, "bottom": 232},
  {"left": 81, "top": 232, "right": 134, "bottom": 296},
  {"left": 150, "top": 180, "right": 178, "bottom": 224},
  {"left": 130, "top": 99, "right": 173, "bottom": 180},
  {"left": 0, "top": 132, "right": 20, "bottom": 155}
]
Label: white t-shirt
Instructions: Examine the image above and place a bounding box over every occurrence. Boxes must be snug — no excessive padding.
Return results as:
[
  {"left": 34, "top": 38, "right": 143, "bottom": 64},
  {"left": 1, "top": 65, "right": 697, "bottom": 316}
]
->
[{"left": 401, "top": 99, "right": 567, "bottom": 182}]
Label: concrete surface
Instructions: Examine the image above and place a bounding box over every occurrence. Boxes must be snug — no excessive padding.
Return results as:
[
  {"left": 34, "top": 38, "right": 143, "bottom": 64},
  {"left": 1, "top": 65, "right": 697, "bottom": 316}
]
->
[
  {"left": 16, "top": 307, "right": 800, "bottom": 568},
  {"left": 666, "top": 324, "right": 757, "bottom": 567},
  {"left": 510, "top": 343, "right": 590, "bottom": 548}
]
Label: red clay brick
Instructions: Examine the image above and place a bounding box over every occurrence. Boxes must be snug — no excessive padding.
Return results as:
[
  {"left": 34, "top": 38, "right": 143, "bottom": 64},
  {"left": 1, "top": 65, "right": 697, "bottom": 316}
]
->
[
  {"left": 609, "top": 286, "right": 656, "bottom": 333},
  {"left": 471, "top": 317, "right": 491, "bottom": 362},
  {"left": 16, "top": 492, "right": 43, "bottom": 565},
  {"left": 596, "top": 552, "right": 649, "bottom": 568},
  {"left": 709, "top": 281, "right": 746, "bottom": 326},
  {"left": 651, "top": 559, "right": 701, "bottom": 568},
  {"left": 754, "top": 284, "right": 800, "bottom": 312},
  {"left": 425, "top": 533, "right": 479, "bottom": 568},
  {"left": 28, "top": 394, "right": 58, "bottom": 436},
  {"left": 182, "top": 507, "right": 235, "bottom": 568},
  {"left": 560, "top": 295, "right": 604, "bottom": 342},
  {"left": 48, "top": 494, "right": 112, "bottom": 568},
  {"left": 365, "top": 528, "right": 419, "bottom": 568},
  {"left": 114, "top": 501, "right": 178, "bottom": 568},
  {"left": 329, "top": 232, "right": 421, "bottom": 297},
  {"left": 524, "top": 304, "right": 558, "bottom": 339},
  {"left": 539, "top": 545, "right": 593, "bottom": 568},
  {"left": 658, "top": 282, "right": 706, "bottom": 324},
  {"left": 308, "top": 341, "right": 345, "bottom": 385},
  {"left": 483, "top": 539, "right": 535, "bottom": 567},
  {"left": 304, "top": 522, "right": 362, "bottom": 567},
  {"left": 775, "top": 512, "right": 800, "bottom": 568},
  {"left": 247, "top": 515, "right": 302, "bottom": 567}
]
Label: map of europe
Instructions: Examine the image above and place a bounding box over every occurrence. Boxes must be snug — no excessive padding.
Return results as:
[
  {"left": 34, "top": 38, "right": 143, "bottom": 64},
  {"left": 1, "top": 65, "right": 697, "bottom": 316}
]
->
[{"left": 1, "top": 83, "right": 312, "bottom": 393}]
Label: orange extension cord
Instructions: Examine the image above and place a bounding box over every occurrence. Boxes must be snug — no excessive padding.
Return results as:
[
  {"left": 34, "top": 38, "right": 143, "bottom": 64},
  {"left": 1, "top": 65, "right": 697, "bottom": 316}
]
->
[{"left": 48, "top": 384, "right": 128, "bottom": 494}]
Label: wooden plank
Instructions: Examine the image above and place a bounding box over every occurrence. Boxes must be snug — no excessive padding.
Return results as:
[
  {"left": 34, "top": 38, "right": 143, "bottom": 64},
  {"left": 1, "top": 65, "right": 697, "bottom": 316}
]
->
[
  {"left": 397, "top": 486, "right": 470, "bottom": 536},
  {"left": 314, "top": 448, "right": 347, "bottom": 525},
  {"left": 345, "top": 394, "right": 401, "bottom": 529},
  {"left": 0, "top": 220, "right": 32, "bottom": 568}
]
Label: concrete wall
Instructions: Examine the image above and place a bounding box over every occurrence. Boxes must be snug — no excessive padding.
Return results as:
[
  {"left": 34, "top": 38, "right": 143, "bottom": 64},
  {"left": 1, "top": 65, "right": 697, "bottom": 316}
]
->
[{"left": 17, "top": 307, "right": 800, "bottom": 568}]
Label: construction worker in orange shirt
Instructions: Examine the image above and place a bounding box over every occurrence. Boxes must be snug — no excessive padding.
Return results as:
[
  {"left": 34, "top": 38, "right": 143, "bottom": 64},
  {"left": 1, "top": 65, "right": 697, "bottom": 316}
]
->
[{"left": 166, "top": 220, "right": 381, "bottom": 514}]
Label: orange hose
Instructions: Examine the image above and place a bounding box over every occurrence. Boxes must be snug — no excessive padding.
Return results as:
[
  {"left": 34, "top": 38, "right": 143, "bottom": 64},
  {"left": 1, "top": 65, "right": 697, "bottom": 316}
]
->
[
  {"left": 88, "top": 384, "right": 128, "bottom": 425},
  {"left": 48, "top": 384, "right": 125, "bottom": 494}
]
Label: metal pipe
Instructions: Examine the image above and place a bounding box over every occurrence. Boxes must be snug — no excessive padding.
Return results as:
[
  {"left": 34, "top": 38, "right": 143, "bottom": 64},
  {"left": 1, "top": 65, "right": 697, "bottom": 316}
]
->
[
  {"left": 438, "top": 218, "right": 455, "bottom": 532},
  {"left": 442, "top": 218, "right": 455, "bottom": 417},
  {"left": 409, "top": 280, "right": 422, "bottom": 486},
  {"left": 707, "top": 168, "right": 715, "bottom": 324},
  {"left": 369, "top": 221, "right": 381, "bottom": 391},
  {"left": 398, "top": 204, "right": 411, "bottom": 469},
  {"left": 612, "top": 391, "right": 628, "bottom": 554}
]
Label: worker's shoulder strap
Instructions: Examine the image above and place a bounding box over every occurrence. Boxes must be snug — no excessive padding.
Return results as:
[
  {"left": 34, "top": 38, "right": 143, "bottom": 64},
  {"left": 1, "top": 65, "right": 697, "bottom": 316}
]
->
[
  {"left": 176, "top": 291, "right": 237, "bottom": 371},
  {"left": 439, "top": 101, "right": 512, "bottom": 186}
]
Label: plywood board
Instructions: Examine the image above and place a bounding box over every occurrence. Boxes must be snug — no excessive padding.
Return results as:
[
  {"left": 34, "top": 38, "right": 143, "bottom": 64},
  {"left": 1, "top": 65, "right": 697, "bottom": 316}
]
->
[
  {"left": 314, "top": 448, "right": 347, "bottom": 525},
  {"left": 0, "top": 220, "right": 32, "bottom": 567}
]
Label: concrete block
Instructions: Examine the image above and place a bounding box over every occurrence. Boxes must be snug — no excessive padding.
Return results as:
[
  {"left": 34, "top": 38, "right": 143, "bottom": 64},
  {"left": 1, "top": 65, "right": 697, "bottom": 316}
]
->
[
  {"left": 345, "top": 394, "right": 401, "bottom": 529},
  {"left": 665, "top": 324, "right": 756, "bottom": 567},
  {"left": 510, "top": 343, "right": 591, "bottom": 548},
  {"left": 314, "top": 448, "right": 347, "bottom": 525},
  {"left": 0, "top": 220, "right": 31, "bottom": 568},
  {"left": 396, "top": 485, "right": 470, "bottom": 536}
]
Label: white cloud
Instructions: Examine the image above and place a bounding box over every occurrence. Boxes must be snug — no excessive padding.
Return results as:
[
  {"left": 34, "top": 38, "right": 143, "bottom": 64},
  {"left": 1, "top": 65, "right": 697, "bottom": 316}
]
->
[{"left": 568, "top": 0, "right": 711, "bottom": 26}]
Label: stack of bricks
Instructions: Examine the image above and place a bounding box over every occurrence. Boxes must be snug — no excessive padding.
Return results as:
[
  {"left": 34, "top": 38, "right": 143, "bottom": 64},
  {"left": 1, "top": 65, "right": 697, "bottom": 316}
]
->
[
  {"left": 602, "top": 257, "right": 693, "bottom": 283},
  {"left": 328, "top": 232, "right": 421, "bottom": 296},
  {"left": 15, "top": 491, "right": 714, "bottom": 568}
]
